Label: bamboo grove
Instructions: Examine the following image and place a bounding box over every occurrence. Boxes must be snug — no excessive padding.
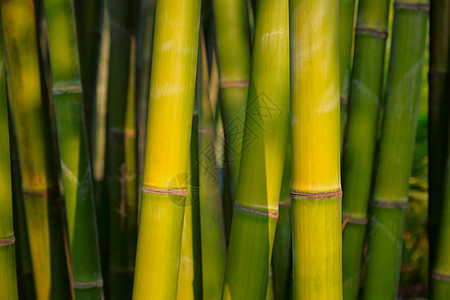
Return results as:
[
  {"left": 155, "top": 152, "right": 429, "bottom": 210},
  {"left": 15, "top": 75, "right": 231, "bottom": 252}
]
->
[{"left": 0, "top": 0, "right": 448, "bottom": 299}]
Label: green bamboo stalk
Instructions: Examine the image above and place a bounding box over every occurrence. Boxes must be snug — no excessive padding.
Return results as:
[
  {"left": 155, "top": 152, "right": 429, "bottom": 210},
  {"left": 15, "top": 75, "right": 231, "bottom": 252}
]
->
[
  {"left": 132, "top": 0, "right": 201, "bottom": 298},
  {"left": 1, "top": 1, "right": 71, "bottom": 298},
  {"left": 44, "top": 0, "right": 103, "bottom": 298},
  {"left": 212, "top": 0, "right": 251, "bottom": 237},
  {"left": 123, "top": 34, "right": 138, "bottom": 298},
  {"left": 289, "top": 0, "right": 342, "bottom": 298},
  {"left": 339, "top": 0, "right": 357, "bottom": 147},
  {"left": 198, "top": 31, "right": 227, "bottom": 300},
  {"left": 428, "top": 0, "right": 450, "bottom": 269},
  {"left": 104, "top": 0, "right": 137, "bottom": 297},
  {"left": 136, "top": 0, "right": 156, "bottom": 184},
  {"left": 361, "top": 1, "right": 428, "bottom": 298},
  {"left": 94, "top": 10, "right": 110, "bottom": 297},
  {"left": 0, "top": 20, "right": 18, "bottom": 299},
  {"left": 430, "top": 118, "right": 450, "bottom": 299},
  {"left": 341, "top": 1, "right": 390, "bottom": 299},
  {"left": 223, "top": 0, "right": 290, "bottom": 298},
  {"left": 176, "top": 105, "right": 202, "bottom": 300},
  {"left": 272, "top": 147, "right": 292, "bottom": 300},
  {"left": 93, "top": 10, "right": 110, "bottom": 189},
  {"left": 10, "top": 121, "right": 36, "bottom": 299},
  {"left": 73, "top": 0, "right": 104, "bottom": 143}
]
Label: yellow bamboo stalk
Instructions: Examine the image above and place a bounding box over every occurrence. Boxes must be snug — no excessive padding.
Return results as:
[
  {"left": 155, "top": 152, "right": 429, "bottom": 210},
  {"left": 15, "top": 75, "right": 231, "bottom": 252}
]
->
[
  {"left": 132, "top": 0, "right": 201, "bottom": 298},
  {"left": 289, "top": 0, "right": 342, "bottom": 299}
]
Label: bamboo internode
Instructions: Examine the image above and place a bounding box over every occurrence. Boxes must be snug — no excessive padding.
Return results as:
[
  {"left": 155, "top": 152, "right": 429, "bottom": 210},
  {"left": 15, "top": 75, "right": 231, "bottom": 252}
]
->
[
  {"left": 73, "top": 0, "right": 104, "bottom": 143},
  {"left": 339, "top": 0, "right": 357, "bottom": 148}
]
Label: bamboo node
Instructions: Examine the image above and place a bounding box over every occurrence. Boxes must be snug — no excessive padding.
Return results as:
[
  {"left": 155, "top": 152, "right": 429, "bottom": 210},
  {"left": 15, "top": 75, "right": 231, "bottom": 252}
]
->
[
  {"left": 340, "top": 97, "right": 348, "bottom": 105},
  {"left": 279, "top": 201, "right": 291, "bottom": 207},
  {"left": 52, "top": 85, "right": 82, "bottom": 95},
  {"left": 355, "top": 27, "right": 388, "bottom": 39},
  {"left": 233, "top": 202, "right": 279, "bottom": 218},
  {"left": 0, "top": 236, "right": 15, "bottom": 246},
  {"left": 141, "top": 185, "right": 187, "bottom": 196},
  {"left": 73, "top": 279, "right": 103, "bottom": 289},
  {"left": 429, "top": 69, "right": 448, "bottom": 78},
  {"left": 372, "top": 198, "right": 408, "bottom": 209},
  {"left": 22, "top": 186, "right": 59, "bottom": 197},
  {"left": 342, "top": 215, "right": 368, "bottom": 231},
  {"left": 109, "top": 128, "right": 137, "bottom": 137},
  {"left": 198, "top": 127, "right": 215, "bottom": 134},
  {"left": 219, "top": 80, "right": 249, "bottom": 88},
  {"left": 290, "top": 189, "right": 342, "bottom": 200},
  {"left": 432, "top": 272, "right": 450, "bottom": 282},
  {"left": 394, "top": 2, "right": 430, "bottom": 11}
]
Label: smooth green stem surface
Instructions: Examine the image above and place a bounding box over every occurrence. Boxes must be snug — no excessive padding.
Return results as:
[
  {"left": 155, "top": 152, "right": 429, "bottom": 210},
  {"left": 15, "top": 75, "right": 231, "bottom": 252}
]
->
[
  {"left": 341, "top": 0, "right": 390, "bottom": 298},
  {"left": 44, "top": 0, "right": 104, "bottom": 297},
  {"left": 213, "top": 0, "right": 251, "bottom": 238},
  {"left": 362, "top": 1, "right": 428, "bottom": 298},
  {"left": 339, "top": 0, "right": 357, "bottom": 148},
  {"left": 198, "top": 32, "right": 227, "bottom": 300},
  {"left": 74, "top": 0, "right": 104, "bottom": 144}
]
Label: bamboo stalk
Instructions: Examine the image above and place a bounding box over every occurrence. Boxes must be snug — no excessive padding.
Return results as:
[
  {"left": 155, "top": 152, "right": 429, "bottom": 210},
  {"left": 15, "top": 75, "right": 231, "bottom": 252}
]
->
[
  {"left": 0, "top": 20, "right": 18, "bottom": 299},
  {"left": 289, "top": 0, "right": 342, "bottom": 298},
  {"left": 132, "top": 0, "right": 201, "bottom": 298},
  {"left": 94, "top": 10, "right": 110, "bottom": 297},
  {"left": 428, "top": 0, "right": 450, "bottom": 270},
  {"left": 272, "top": 147, "right": 292, "bottom": 300},
  {"left": 10, "top": 121, "right": 36, "bottom": 299},
  {"left": 212, "top": 0, "right": 251, "bottom": 237},
  {"left": 44, "top": 0, "right": 104, "bottom": 298},
  {"left": 341, "top": 1, "right": 391, "bottom": 299},
  {"left": 9, "top": 123, "right": 36, "bottom": 299},
  {"left": 361, "top": 1, "right": 428, "bottom": 298},
  {"left": 73, "top": 0, "right": 105, "bottom": 143},
  {"left": 223, "top": 0, "right": 290, "bottom": 298},
  {"left": 339, "top": 0, "right": 357, "bottom": 148},
  {"left": 176, "top": 105, "right": 202, "bottom": 299},
  {"left": 136, "top": 0, "right": 156, "bottom": 185},
  {"left": 198, "top": 31, "right": 227, "bottom": 300},
  {"left": 103, "top": 0, "right": 137, "bottom": 297},
  {"left": 1, "top": 1, "right": 71, "bottom": 298},
  {"left": 430, "top": 118, "right": 450, "bottom": 298}
]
